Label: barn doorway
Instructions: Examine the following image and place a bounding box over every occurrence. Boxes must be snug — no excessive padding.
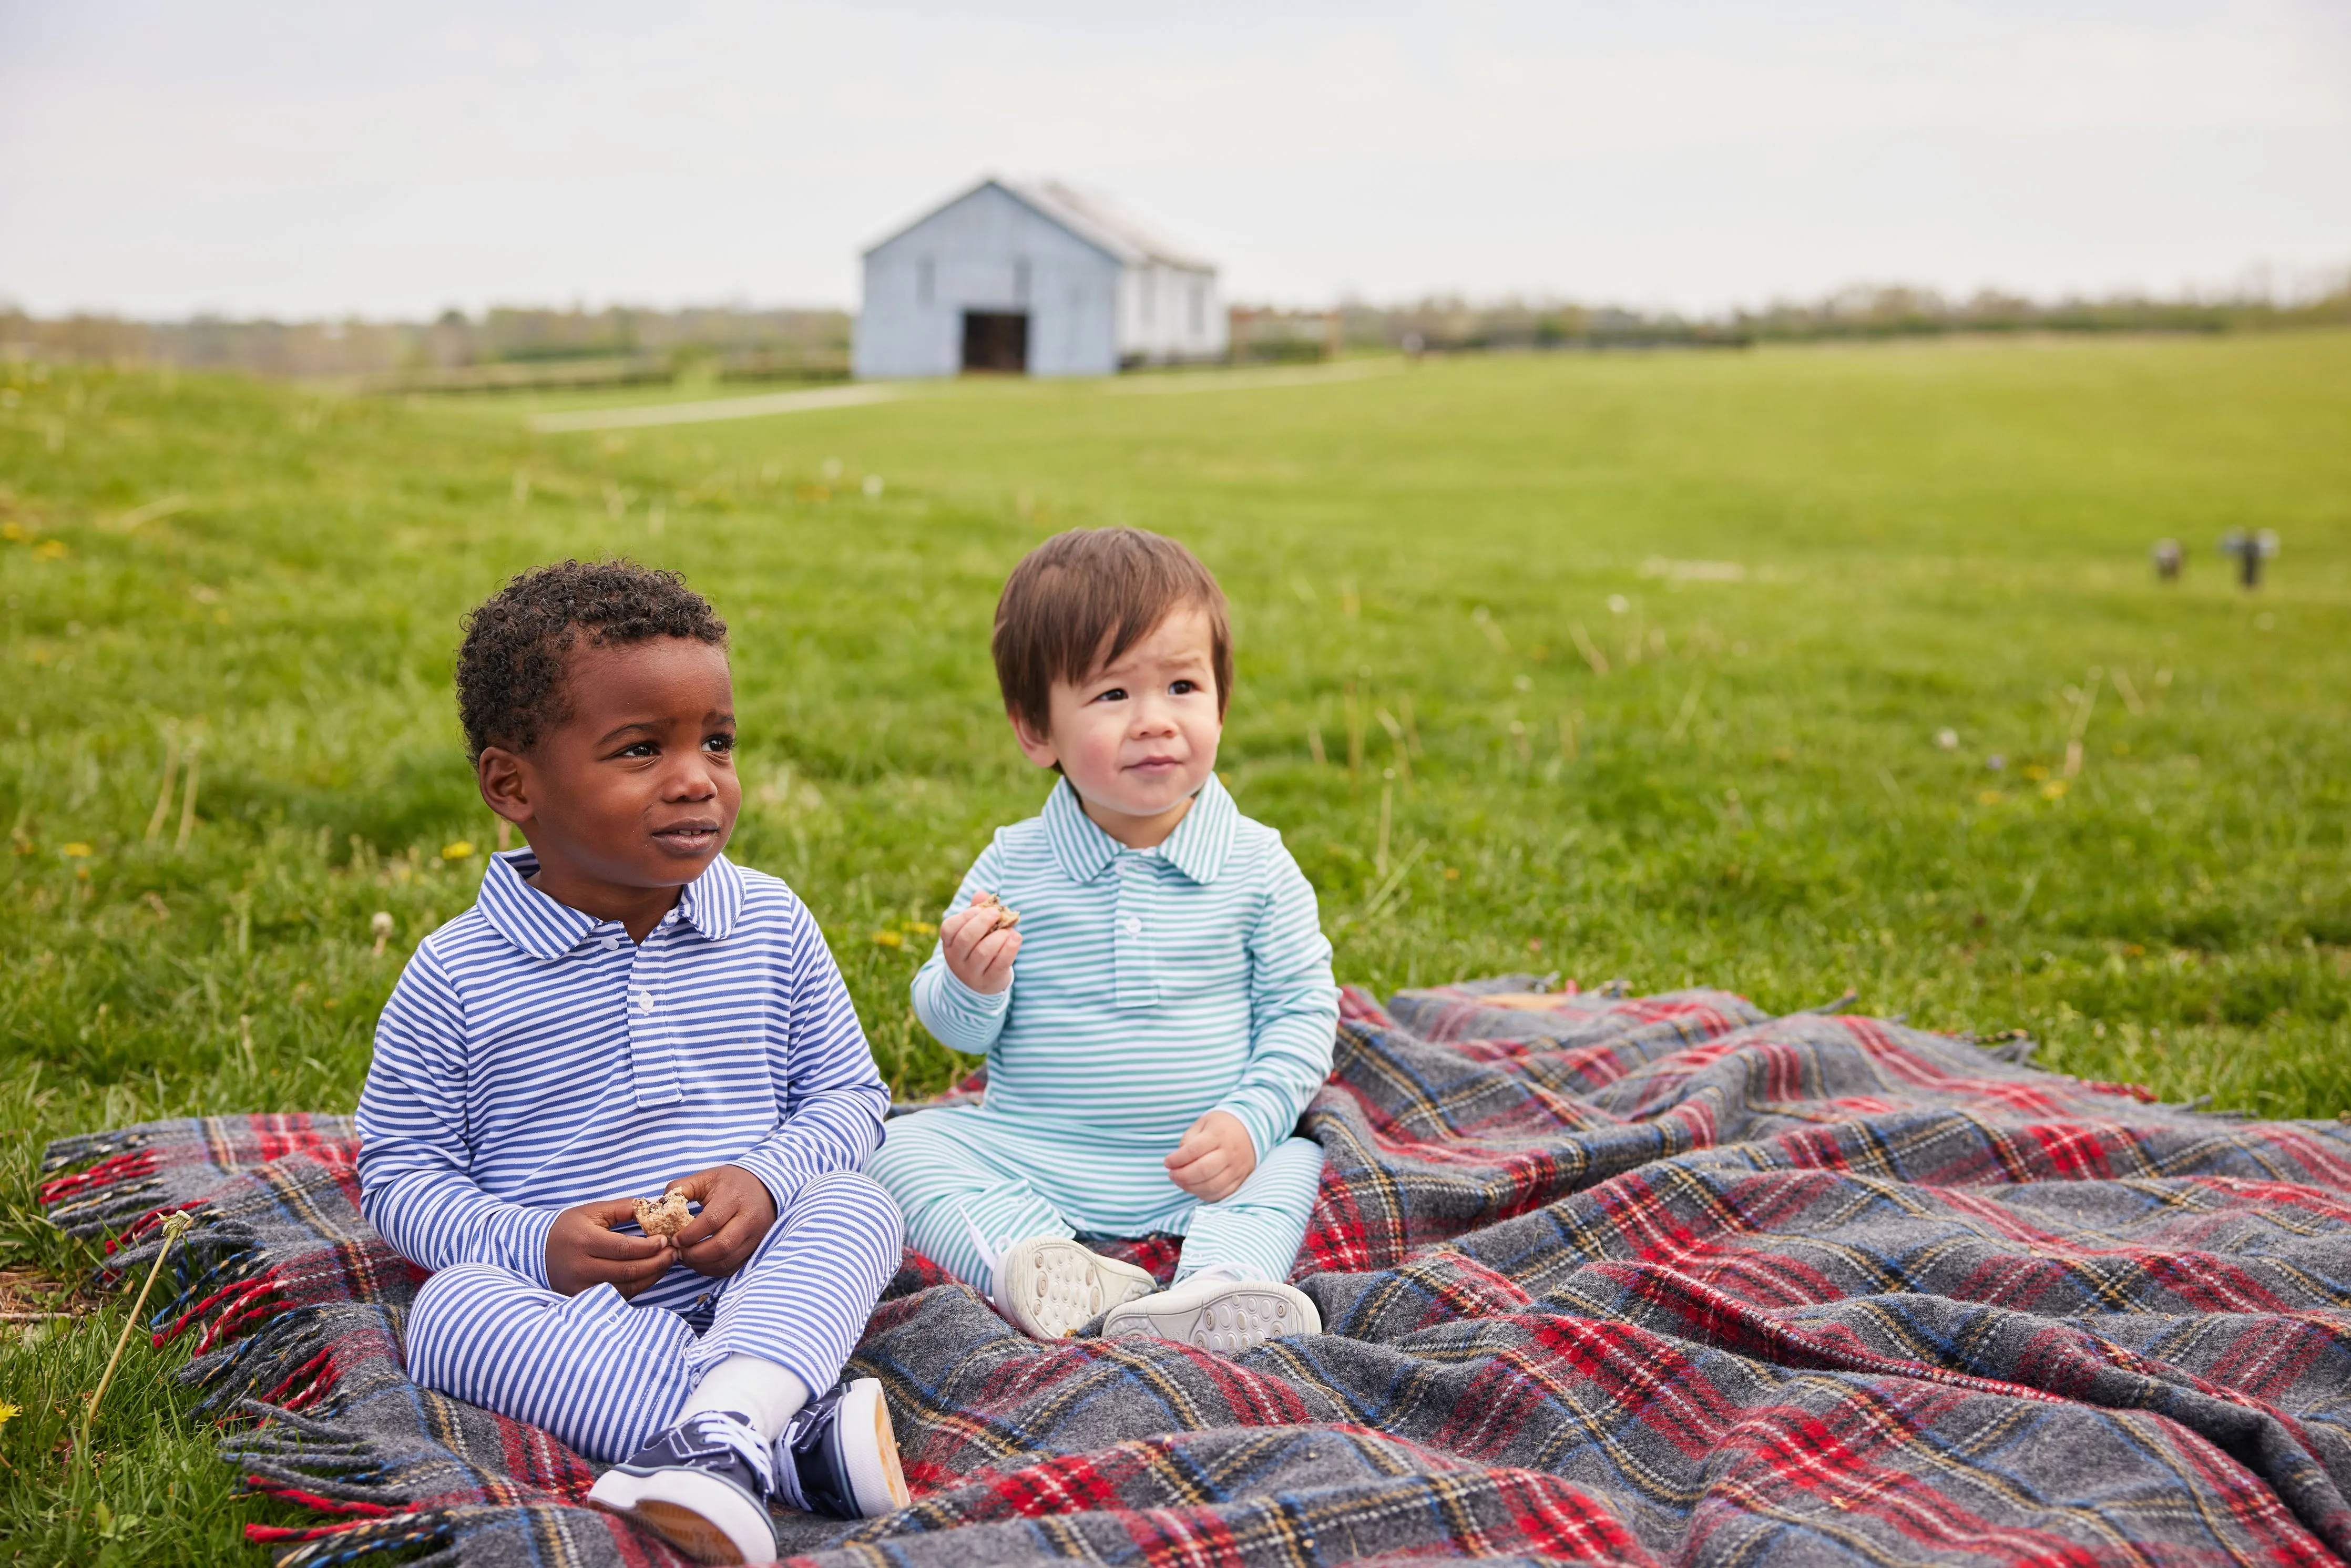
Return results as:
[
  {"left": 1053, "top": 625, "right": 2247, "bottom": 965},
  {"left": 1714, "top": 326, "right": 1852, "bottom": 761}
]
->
[{"left": 962, "top": 311, "right": 1029, "bottom": 374}]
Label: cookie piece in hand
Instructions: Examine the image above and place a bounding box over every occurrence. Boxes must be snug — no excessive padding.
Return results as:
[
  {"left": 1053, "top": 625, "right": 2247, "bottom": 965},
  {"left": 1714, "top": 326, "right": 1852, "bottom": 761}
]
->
[
  {"left": 970, "top": 891, "right": 1022, "bottom": 932},
  {"left": 633, "top": 1193, "right": 693, "bottom": 1238}
]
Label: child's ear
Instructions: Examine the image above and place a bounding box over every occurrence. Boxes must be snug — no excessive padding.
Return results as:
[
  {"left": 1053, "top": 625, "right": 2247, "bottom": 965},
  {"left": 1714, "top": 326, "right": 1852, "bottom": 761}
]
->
[
  {"left": 1007, "top": 709, "right": 1060, "bottom": 771},
  {"left": 476, "top": 746, "right": 535, "bottom": 827}
]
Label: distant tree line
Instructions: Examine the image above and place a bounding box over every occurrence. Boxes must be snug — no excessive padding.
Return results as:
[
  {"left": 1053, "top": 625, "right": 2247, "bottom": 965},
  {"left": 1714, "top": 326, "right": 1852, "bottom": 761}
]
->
[
  {"left": 1326, "top": 279, "right": 2351, "bottom": 355},
  {"left": 0, "top": 304, "right": 852, "bottom": 389},
  {"left": 4, "top": 276, "right": 2345, "bottom": 385}
]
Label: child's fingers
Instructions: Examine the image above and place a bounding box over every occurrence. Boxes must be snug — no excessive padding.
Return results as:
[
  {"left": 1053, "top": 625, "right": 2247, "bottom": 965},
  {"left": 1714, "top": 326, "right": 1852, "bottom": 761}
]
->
[
  {"left": 975, "top": 929, "right": 1021, "bottom": 976},
  {"left": 1166, "top": 1143, "right": 1225, "bottom": 1183},
  {"left": 582, "top": 1225, "right": 672, "bottom": 1262},
  {"left": 581, "top": 1196, "right": 646, "bottom": 1229}
]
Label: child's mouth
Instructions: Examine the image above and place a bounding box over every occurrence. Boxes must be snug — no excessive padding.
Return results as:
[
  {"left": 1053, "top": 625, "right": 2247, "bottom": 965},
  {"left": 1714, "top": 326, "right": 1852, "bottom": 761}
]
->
[{"left": 651, "top": 822, "right": 722, "bottom": 854}]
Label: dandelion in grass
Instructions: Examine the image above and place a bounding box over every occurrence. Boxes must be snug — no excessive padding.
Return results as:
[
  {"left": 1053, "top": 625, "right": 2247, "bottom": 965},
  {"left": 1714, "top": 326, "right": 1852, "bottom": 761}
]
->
[
  {"left": 62, "top": 842, "right": 93, "bottom": 858},
  {"left": 872, "top": 929, "right": 904, "bottom": 948},
  {"left": 441, "top": 841, "right": 474, "bottom": 861},
  {"left": 862, "top": 474, "right": 884, "bottom": 498},
  {"left": 2041, "top": 780, "right": 2068, "bottom": 800},
  {"left": 370, "top": 910, "right": 394, "bottom": 956},
  {"left": 1935, "top": 729, "right": 1959, "bottom": 751}
]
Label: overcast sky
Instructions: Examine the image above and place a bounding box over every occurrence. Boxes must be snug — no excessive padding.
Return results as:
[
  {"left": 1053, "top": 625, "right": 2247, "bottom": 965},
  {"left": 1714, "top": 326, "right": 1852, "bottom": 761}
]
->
[{"left": 3, "top": 1, "right": 2346, "bottom": 319}]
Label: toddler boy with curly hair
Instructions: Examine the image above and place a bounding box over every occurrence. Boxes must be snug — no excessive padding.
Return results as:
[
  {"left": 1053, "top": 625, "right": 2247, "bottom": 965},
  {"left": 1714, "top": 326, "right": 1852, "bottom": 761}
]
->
[{"left": 356, "top": 561, "right": 907, "bottom": 1565}]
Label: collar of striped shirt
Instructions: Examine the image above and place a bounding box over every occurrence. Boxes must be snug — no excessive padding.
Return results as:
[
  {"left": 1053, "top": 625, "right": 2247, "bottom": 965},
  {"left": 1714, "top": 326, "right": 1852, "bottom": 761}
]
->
[
  {"left": 1038, "top": 772, "right": 1240, "bottom": 886},
  {"left": 474, "top": 847, "right": 747, "bottom": 958}
]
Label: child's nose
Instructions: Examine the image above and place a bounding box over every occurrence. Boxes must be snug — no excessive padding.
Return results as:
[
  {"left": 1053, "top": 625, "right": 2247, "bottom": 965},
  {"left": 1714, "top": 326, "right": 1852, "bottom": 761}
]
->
[{"left": 666, "top": 755, "right": 719, "bottom": 798}]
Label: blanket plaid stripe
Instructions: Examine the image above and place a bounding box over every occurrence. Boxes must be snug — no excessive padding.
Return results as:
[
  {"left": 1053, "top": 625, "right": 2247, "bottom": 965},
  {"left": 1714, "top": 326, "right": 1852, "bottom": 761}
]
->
[{"left": 42, "top": 978, "right": 2351, "bottom": 1566}]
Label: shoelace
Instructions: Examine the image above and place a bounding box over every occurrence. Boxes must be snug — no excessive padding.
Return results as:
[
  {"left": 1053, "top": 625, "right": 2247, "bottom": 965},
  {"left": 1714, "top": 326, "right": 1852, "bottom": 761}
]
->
[
  {"left": 678, "top": 1411, "right": 776, "bottom": 1497},
  {"left": 769, "top": 1399, "right": 829, "bottom": 1513},
  {"left": 1179, "top": 1260, "right": 1261, "bottom": 1286},
  {"left": 962, "top": 1214, "right": 1014, "bottom": 1296}
]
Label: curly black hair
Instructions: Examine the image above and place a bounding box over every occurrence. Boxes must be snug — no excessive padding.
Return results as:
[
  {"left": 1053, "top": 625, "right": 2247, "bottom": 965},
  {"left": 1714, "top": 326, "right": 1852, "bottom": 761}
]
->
[{"left": 455, "top": 559, "right": 728, "bottom": 761}]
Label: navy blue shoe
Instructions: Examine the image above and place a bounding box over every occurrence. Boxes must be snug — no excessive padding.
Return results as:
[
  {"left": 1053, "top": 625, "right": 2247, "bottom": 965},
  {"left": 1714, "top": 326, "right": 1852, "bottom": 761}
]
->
[
  {"left": 771, "top": 1378, "right": 910, "bottom": 1519},
  {"left": 587, "top": 1410, "right": 778, "bottom": 1564}
]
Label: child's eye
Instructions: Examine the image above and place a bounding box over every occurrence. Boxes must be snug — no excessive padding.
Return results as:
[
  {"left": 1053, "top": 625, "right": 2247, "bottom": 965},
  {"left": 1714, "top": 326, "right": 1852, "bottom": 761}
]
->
[
  {"left": 704, "top": 733, "right": 735, "bottom": 754},
  {"left": 617, "top": 741, "right": 658, "bottom": 759},
  {"left": 1170, "top": 679, "right": 1198, "bottom": 695},
  {"left": 1092, "top": 686, "right": 1128, "bottom": 703}
]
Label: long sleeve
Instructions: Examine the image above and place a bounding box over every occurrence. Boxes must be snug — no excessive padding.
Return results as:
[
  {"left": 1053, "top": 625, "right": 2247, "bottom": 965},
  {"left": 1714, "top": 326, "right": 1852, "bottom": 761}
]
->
[
  {"left": 909, "top": 839, "right": 1015, "bottom": 1056},
  {"left": 355, "top": 949, "right": 559, "bottom": 1284},
  {"left": 729, "top": 900, "right": 892, "bottom": 1209},
  {"left": 1214, "top": 843, "right": 1341, "bottom": 1160}
]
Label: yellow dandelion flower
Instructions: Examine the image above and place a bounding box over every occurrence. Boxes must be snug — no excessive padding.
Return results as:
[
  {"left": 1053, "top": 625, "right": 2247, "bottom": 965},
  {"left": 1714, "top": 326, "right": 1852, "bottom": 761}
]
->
[
  {"left": 2021, "top": 764, "right": 2050, "bottom": 781},
  {"left": 1977, "top": 789, "right": 2007, "bottom": 805},
  {"left": 34, "top": 539, "right": 69, "bottom": 560},
  {"left": 0, "top": 1399, "right": 18, "bottom": 1428},
  {"left": 2040, "top": 780, "right": 2068, "bottom": 800},
  {"left": 871, "top": 929, "right": 903, "bottom": 948},
  {"left": 62, "top": 842, "right": 94, "bottom": 857},
  {"left": 905, "top": 920, "right": 937, "bottom": 936},
  {"left": 440, "top": 841, "right": 475, "bottom": 860}
]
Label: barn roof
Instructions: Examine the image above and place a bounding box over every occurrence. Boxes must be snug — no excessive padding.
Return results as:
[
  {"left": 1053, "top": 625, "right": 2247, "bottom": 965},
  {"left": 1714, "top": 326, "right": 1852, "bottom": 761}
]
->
[
  {"left": 865, "top": 178, "right": 1215, "bottom": 273},
  {"left": 1005, "top": 181, "right": 1214, "bottom": 272}
]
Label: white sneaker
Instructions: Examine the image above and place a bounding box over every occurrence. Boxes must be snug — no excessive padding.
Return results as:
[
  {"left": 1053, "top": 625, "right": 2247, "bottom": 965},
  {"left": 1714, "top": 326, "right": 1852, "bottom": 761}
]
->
[
  {"left": 1102, "top": 1272, "right": 1320, "bottom": 1353},
  {"left": 993, "top": 1236, "right": 1156, "bottom": 1339}
]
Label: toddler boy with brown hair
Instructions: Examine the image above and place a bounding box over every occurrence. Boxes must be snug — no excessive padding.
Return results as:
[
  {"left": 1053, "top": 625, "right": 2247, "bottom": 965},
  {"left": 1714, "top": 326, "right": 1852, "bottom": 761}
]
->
[{"left": 872, "top": 528, "right": 1337, "bottom": 1348}]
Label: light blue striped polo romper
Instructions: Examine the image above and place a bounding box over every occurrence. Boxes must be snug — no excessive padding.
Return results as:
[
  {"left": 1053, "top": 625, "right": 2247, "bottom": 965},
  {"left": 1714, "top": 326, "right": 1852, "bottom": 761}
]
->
[{"left": 873, "top": 775, "right": 1339, "bottom": 1289}]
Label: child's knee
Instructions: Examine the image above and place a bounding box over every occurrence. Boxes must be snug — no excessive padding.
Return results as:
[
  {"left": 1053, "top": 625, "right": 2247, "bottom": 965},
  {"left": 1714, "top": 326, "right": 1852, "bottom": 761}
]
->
[
  {"left": 779, "top": 1169, "right": 905, "bottom": 1256},
  {"left": 406, "top": 1262, "right": 549, "bottom": 1380},
  {"left": 865, "top": 1114, "right": 950, "bottom": 1191}
]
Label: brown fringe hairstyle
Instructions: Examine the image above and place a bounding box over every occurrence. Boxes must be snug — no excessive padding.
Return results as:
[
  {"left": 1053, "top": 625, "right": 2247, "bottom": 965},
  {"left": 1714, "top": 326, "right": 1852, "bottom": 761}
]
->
[{"left": 991, "top": 528, "right": 1232, "bottom": 739}]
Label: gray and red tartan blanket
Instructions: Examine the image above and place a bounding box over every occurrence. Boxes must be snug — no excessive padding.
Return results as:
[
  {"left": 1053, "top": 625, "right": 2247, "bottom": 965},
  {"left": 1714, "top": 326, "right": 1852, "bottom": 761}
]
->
[{"left": 41, "top": 977, "right": 2351, "bottom": 1567}]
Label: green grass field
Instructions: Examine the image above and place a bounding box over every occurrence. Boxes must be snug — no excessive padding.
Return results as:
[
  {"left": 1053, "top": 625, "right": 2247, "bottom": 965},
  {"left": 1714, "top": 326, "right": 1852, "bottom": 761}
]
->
[{"left": 4, "top": 333, "right": 2349, "bottom": 1562}]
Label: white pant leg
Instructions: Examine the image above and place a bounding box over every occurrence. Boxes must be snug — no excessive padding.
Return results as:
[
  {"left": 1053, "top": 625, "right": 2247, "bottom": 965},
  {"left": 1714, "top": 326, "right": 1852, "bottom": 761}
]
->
[
  {"left": 1171, "top": 1135, "right": 1326, "bottom": 1284},
  {"left": 406, "top": 1263, "right": 694, "bottom": 1465},
  {"left": 688, "top": 1170, "right": 903, "bottom": 1395}
]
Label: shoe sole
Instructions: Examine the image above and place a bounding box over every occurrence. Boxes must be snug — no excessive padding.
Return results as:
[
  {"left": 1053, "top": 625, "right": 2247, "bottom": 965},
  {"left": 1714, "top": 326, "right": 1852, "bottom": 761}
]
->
[
  {"left": 1103, "top": 1279, "right": 1320, "bottom": 1353},
  {"left": 587, "top": 1465, "right": 776, "bottom": 1564},
  {"left": 997, "top": 1238, "right": 1156, "bottom": 1338},
  {"left": 836, "top": 1377, "right": 914, "bottom": 1517}
]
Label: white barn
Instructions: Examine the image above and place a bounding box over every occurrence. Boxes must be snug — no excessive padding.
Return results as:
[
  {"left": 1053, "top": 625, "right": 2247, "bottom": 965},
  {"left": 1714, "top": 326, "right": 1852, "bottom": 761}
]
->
[{"left": 854, "top": 178, "right": 1226, "bottom": 379}]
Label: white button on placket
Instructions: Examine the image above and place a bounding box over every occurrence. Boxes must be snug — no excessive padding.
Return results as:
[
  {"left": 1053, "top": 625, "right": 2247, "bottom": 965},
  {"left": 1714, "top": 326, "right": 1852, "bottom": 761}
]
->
[{"left": 1122, "top": 916, "right": 1143, "bottom": 937}]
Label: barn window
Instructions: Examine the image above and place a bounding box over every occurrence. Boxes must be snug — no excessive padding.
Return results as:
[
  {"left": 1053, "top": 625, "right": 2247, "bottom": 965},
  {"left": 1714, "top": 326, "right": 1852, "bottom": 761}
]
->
[
  {"left": 1013, "top": 258, "right": 1031, "bottom": 304},
  {"left": 917, "top": 258, "right": 935, "bottom": 306},
  {"left": 1189, "top": 280, "right": 1205, "bottom": 335}
]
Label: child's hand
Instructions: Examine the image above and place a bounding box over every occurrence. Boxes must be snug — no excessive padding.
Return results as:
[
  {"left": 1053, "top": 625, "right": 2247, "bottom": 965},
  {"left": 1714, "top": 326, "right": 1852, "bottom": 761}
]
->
[
  {"left": 663, "top": 1164, "right": 779, "bottom": 1279},
  {"left": 546, "top": 1198, "right": 676, "bottom": 1299},
  {"left": 1165, "top": 1110, "right": 1256, "bottom": 1203},
  {"left": 940, "top": 895, "right": 1022, "bottom": 995}
]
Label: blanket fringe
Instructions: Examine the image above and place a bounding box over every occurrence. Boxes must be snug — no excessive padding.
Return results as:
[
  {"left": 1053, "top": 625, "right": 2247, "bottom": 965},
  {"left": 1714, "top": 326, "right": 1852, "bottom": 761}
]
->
[{"left": 244, "top": 1511, "right": 456, "bottom": 1568}]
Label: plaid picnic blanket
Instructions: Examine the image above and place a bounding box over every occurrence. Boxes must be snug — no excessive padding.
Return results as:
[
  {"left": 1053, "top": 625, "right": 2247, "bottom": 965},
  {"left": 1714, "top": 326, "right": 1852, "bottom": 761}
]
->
[{"left": 42, "top": 977, "right": 2351, "bottom": 1567}]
